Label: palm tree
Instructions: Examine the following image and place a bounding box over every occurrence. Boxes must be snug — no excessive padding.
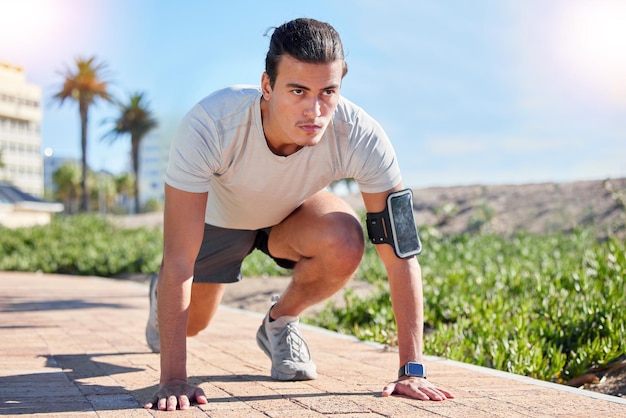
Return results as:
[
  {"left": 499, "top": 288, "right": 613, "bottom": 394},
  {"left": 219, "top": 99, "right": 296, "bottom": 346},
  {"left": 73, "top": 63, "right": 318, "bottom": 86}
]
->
[
  {"left": 53, "top": 56, "right": 112, "bottom": 212},
  {"left": 53, "top": 162, "right": 82, "bottom": 214},
  {"left": 114, "top": 173, "right": 135, "bottom": 213},
  {"left": 103, "top": 92, "right": 157, "bottom": 214},
  {"left": 91, "top": 171, "right": 117, "bottom": 215}
]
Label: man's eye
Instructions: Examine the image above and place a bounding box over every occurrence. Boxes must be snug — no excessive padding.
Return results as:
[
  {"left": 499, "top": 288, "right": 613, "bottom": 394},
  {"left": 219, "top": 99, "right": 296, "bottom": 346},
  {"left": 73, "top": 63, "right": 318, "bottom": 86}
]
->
[
  {"left": 323, "top": 90, "right": 336, "bottom": 97},
  {"left": 292, "top": 89, "right": 304, "bottom": 95}
]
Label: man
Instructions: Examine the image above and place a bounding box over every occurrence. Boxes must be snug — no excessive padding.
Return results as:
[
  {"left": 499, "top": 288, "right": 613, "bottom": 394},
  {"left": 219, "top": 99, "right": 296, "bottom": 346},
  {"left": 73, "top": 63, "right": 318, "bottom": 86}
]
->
[{"left": 144, "top": 18, "right": 454, "bottom": 411}]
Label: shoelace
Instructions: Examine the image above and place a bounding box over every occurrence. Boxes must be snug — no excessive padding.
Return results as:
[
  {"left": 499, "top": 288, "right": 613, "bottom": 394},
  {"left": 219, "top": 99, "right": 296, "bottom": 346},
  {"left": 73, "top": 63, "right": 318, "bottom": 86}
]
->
[{"left": 274, "top": 322, "right": 310, "bottom": 362}]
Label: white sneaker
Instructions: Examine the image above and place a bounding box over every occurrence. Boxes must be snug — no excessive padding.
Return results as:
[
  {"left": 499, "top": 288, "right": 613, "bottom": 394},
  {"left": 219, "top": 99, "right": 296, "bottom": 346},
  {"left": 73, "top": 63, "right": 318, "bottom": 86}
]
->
[
  {"left": 256, "top": 309, "right": 317, "bottom": 381},
  {"left": 145, "top": 274, "right": 160, "bottom": 353}
]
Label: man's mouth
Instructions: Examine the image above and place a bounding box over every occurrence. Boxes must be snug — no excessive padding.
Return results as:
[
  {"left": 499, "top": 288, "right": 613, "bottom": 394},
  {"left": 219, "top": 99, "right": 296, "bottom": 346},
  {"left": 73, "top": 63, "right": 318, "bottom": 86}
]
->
[{"left": 299, "top": 123, "right": 322, "bottom": 133}]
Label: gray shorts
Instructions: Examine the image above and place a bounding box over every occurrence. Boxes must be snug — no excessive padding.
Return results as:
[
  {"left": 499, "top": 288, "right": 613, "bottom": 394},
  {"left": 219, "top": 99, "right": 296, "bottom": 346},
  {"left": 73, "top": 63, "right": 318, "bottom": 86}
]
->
[{"left": 193, "top": 224, "right": 296, "bottom": 283}]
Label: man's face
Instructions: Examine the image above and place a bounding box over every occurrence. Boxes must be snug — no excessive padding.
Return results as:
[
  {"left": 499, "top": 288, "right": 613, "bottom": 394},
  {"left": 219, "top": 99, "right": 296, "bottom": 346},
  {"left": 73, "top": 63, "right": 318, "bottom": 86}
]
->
[{"left": 260, "top": 54, "right": 344, "bottom": 156}]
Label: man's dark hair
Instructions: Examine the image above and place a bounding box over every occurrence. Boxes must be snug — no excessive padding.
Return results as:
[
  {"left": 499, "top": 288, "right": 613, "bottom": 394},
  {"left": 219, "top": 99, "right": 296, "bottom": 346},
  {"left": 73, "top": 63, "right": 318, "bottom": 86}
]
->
[{"left": 265, "top": 18, "right": 348, "bottom": 87}]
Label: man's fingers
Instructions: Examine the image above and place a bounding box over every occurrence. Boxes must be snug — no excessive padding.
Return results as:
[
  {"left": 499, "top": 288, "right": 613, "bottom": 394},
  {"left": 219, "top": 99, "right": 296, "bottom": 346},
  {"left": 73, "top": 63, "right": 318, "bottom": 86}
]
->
[
  {"left": 144, "top": 394, "right": 158, "bottom": 409},
  {"left": 418, "top": 385, "right": 455, "bottom": 401},
  {"left": 167, "top": 394, "right": 178, "bottom": 411},
  {"left": 178, "top": 395, "right": 190, "bottom": 410},
  {"left": 440, "top": 388, "right": 455, "bottom": 399},
  {"left": 420, "top": 387, "right": 446, "bottom": 401},
  {"left": 146, "top": 383, "right": 208, "bottom": 411},
  {"left": 194, "top": 387, "right": 209, "bottom": 405},
  {"left": 156, "top": 395, "right": 167, "bottom": 410},
  {"left": 381, "top": 382, "right": 396, "bottom": 397},
  {"left": 383, "top": 378, "right": 455, "bottom": 401},
  {"left": 402, "top": 385, "right": 430, "bottom": 401}
]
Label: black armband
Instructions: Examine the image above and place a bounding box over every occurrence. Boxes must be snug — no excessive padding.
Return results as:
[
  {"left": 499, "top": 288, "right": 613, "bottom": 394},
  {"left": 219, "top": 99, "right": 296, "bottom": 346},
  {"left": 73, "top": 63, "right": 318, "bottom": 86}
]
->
[{"left": 366, "top": 189, "right": 422, "bottom": 258}]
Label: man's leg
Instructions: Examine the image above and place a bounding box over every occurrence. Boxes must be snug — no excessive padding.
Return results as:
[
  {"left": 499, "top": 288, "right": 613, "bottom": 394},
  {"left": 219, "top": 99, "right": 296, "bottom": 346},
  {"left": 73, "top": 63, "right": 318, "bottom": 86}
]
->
[
  {"left": 146, "top": 279, "right": 227, "bottom": 352},
  {"left": 186, "top": 282, "right": 226, "bottom": 336},
  {"left": 255, "top": 190, "right": 364, "bottom": 380},
  {"left": 268, "top": 190, "right": 365, "bottom": 318}
]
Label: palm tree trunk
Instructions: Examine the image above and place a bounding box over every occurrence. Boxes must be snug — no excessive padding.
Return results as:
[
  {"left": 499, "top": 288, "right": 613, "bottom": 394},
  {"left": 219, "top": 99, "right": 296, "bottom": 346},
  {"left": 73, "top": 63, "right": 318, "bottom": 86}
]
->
[{"left": 79, "top": 102, "right": 90, "bottom": 212}]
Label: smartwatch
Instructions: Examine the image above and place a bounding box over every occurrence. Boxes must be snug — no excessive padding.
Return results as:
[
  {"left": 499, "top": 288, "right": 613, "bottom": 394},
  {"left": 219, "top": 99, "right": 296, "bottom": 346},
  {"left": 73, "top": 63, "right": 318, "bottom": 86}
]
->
[{"left": 398, "top": 362, "right": 427, "bottom": 379}]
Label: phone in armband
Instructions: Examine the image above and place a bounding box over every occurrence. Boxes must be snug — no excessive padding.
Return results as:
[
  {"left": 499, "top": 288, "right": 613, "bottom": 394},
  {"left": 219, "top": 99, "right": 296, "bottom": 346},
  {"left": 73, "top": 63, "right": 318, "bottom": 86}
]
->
[{"left": 366, "top": 189, "right": 422, "bottom": 259}]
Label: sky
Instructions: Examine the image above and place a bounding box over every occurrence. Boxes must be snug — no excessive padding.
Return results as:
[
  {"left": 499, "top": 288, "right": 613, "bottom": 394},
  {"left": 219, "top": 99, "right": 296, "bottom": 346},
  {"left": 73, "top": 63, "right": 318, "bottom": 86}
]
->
[{"left": 1, "top": 0, "right": 625, "bottom": 189}]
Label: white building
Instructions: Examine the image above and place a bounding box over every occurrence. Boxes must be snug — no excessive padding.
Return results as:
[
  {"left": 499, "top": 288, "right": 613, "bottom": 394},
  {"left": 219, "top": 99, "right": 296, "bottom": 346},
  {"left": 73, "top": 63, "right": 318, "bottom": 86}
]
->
[
  {"left": 0, "top": 63, "right": 43, "bottom": 197},
  {"left": 0, "top": 182, "right": 63, "bottom": 228},
  {"left": 138, "top": 133, "right": 167, "bottom": 207}
]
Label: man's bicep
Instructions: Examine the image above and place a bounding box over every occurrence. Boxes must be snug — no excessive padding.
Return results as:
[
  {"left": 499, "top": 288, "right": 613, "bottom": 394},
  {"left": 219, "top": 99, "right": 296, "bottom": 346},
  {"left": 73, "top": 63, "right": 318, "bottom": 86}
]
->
[{"left": 360, "top": 185, "right": 403, "bottom": 213}]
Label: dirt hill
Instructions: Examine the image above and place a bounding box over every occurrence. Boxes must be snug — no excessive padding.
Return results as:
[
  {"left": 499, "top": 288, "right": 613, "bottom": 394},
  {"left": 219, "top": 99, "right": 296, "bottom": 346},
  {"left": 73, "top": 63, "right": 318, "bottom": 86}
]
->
[
  {"left": 122, "top": 177, "right": 626, "bottom": 238},
  {"left": 342, "top": 177, "right": 626, "bottom": 238}
]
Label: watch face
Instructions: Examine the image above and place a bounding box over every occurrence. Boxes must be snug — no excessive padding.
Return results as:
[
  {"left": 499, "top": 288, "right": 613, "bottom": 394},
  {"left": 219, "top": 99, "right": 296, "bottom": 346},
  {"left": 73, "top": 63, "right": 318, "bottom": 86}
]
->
[{"left": 406, "top": 362, "right": 425, "bottom": 376}]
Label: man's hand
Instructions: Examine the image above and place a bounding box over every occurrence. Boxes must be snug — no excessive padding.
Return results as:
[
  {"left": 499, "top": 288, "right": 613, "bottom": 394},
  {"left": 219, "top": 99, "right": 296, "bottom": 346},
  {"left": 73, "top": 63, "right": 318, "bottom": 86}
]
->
[
  {"left": 382, "top": 376, "right": 454, "bottom": 401},
  {"left": 144, "top": 379, "right": 208, "bottom": 411}
]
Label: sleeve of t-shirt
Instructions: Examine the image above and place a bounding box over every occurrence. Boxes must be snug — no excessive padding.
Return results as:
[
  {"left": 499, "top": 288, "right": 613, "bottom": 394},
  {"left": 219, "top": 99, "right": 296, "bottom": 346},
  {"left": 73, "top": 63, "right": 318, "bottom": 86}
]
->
[
  {"left": 344, "top": 108, "right": 402, "bottom": 194},
  {"left": 164, "top": 104, "right": 221, "bottom": 193}
]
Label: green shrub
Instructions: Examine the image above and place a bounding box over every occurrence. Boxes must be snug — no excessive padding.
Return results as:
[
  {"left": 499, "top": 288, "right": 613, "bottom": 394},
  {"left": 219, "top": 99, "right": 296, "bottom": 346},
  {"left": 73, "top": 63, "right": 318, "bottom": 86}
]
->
[
  {"left": 0, "top": 215, "right": 290, "bottom": 278},
  {"left": 0, "top": 215, "right": 162, "bottom": 276},
  {"left": 3, "top": 215, "right": 624, "bottom": 385},
  {"left": 242, "top": 249, "right": 291, "bottom": 277},
  {"left": 307, "top": 228, "right": 625, "bottom": 383}
]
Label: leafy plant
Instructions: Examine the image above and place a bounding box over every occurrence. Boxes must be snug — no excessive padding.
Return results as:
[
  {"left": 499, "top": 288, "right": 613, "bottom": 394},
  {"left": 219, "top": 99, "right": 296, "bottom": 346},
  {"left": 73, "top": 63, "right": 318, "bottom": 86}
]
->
[
  {"left": 242, "top": 250, "right": 291, "bottom": 277},
  {"left": 307, "top": 228, "right": 625, "bottom": 383},
  {"left": 0, "top": 215, "right": 161, "bottom": 276},
  {"left": 2, "top": 214, "right": 623, "bottom": 386}
]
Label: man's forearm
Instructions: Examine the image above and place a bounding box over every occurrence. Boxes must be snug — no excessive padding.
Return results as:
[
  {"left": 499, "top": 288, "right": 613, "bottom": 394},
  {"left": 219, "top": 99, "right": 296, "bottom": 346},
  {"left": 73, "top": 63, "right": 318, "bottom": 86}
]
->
[
  {"left": 158, "top": 271, "right": 193, "bottom": 384},
  {"left": 386, "top": 258, "right": 425, "bottom": 366}
]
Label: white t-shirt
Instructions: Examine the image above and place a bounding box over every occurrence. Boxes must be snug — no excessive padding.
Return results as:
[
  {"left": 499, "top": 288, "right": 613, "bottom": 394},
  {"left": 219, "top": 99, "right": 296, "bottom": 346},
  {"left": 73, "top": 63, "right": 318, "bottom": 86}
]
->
[{"left": 166, "top": 85, "right": 401, "bottom": 230}]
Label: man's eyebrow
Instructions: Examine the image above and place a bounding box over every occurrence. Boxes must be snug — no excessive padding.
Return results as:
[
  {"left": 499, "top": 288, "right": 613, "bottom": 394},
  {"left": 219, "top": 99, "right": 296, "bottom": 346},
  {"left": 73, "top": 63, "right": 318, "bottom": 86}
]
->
[{"left": 286, "top": 83, "right": 340, "bottom": 91}]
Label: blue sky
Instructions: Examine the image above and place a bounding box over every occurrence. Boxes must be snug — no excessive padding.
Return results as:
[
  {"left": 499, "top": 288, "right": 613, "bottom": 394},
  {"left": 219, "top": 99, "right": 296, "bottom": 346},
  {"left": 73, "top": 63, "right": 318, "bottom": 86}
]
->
[{"left": 1, "top": 0, "right": 625, "bottom": 189}]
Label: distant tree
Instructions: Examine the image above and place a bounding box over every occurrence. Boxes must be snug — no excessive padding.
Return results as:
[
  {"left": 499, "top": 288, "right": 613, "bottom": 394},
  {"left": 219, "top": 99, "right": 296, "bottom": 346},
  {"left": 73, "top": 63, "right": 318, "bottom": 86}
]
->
[
  {"left": 114, "top": 172, "right": 135, "bottom": 214},
  {"left": 142, "top": 197, "right": 163, "bottom": 213},
  {"left": 329, "top": 178, "right": 357, "bottom": 194},
  {"left": 103, "top": 92, "right": 157, "bottom": 214},
  {"left": 90, "top": 171, "right": 117, "bottom": 215},
  {"left": 53, "top": 56, "right": 112, "bottom": 212},
  {"left": 53, "top": 162, "right": 82, "bottom": 214}
]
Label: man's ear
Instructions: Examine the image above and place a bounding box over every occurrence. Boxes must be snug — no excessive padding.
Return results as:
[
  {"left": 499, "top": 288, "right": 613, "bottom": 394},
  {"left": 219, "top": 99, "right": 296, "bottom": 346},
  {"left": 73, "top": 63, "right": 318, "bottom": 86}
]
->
[{"left": 261, "top": 72, "right": 272, "bottom": 100}]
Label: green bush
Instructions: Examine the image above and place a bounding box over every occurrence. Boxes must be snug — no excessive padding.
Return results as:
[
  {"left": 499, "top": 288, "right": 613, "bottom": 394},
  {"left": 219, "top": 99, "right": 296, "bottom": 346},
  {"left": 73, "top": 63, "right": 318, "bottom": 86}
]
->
[
  {"left": 242, "top": 249, "right": 291, "bottom": 277},
  {"left": 2, "top": 215, "right": 624, "bottom": 385},
  {"left": 0, "top": 215, "right": 162, "bottom": 276},
  {"left": 307, "top": 227, "right": 625, "bottom": 383},
  {"left": 0, "top": 215, "right": 290, "bottom": 278}
]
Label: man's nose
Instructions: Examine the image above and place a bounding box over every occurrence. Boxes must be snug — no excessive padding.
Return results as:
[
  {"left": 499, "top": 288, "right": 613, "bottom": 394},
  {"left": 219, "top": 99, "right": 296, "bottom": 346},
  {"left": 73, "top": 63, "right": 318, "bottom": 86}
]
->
[{"left": 303, "top": 97, "right": 322, "bottom": 118}]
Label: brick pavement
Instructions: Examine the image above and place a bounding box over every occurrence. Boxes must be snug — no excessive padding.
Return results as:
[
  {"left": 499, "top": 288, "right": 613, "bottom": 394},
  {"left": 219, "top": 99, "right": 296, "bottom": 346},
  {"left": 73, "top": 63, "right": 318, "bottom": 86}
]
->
[{"left": 1, "top": 271, "right": 624, "bottom": 417}]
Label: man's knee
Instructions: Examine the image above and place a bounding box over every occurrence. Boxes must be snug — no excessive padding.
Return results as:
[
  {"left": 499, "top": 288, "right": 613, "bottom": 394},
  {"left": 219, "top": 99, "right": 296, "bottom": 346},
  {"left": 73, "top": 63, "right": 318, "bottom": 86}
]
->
[
  {"left": 320, "top": 212, "right": 364, "bottom": 274},
  {"left": 187, "top": 306, "right": 212, "bottom": 336},
  {"left": 187, "top": 320, "right": 209, "bottom": 337},
  {"left": 186, "top": 282, "right": 225, "bottom": 337}
]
